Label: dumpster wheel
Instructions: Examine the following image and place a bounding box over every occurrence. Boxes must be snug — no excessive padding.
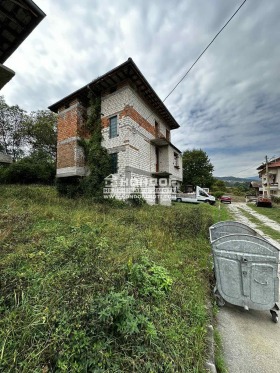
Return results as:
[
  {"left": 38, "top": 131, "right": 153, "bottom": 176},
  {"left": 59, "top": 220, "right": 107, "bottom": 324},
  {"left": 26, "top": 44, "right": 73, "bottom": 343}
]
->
[
  {"left": 214, "top": 287, "right": 225, "bottom": 307},
  {"left": 270, "top": 310, "right": 279, "bottom": 323}
]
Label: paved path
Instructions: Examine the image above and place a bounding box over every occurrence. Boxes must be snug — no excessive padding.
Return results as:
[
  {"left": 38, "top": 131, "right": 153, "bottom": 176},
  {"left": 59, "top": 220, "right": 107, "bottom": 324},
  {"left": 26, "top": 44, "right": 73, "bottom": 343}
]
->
[{"left": 216, "top": 202, "right": 280, "bottom": 373}]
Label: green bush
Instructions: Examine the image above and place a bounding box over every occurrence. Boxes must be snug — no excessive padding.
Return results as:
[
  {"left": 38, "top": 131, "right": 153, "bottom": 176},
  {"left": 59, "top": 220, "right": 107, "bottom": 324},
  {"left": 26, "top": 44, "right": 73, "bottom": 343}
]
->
[
  {"left": 0, "top": 153, "right": 55, "bottom": 184},
  {"left": 272, "top": 195, "right": 280, "bottom": 204},
  {"left": 55, "top": 176, "right": 82, "bottom": 198},
  {"left": 127, "top": 188, "right": 147, "bottom": 207},
  {"left": 212, "top": 191, "right": 225, "bottom": 199}
]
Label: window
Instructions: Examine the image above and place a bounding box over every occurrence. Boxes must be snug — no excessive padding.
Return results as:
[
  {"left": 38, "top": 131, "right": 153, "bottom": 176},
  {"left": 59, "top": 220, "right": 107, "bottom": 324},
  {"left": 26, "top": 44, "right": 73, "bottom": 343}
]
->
[
  {"left": 109, "top": 116, "right": 118, "bottom": 138},
  {"left": 174, "top": 153, "right": 180, "bottom": 168},
  {"left": 111, "top": 153, "right": 118, "bottom": 174}
]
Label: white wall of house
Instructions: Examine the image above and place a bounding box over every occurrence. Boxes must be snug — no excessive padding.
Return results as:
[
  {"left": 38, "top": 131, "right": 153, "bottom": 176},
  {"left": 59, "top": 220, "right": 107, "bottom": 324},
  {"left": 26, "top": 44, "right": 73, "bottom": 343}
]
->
[
  {"left": 100, "top": 84, "right": 182, "bottom": 204},
  {"left": 259, "top": 168, "right": 280, "bottom": 197}
]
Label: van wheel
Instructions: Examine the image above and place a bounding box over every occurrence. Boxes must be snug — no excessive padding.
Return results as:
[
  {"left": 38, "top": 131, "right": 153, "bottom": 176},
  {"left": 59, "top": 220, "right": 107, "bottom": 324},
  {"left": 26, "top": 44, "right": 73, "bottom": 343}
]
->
[
  {"left": 176, "top": 198, "right": 182, "bottom": 202},
  {"left": 204, "top": 199, "right": 209, "bottom": 204}
]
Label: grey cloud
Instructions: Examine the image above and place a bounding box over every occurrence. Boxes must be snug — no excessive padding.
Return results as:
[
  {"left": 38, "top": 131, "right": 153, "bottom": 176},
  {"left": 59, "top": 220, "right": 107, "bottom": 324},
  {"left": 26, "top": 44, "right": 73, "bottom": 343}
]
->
[{"left": 2, "top": 0, "right": 280, "bottom": 177}]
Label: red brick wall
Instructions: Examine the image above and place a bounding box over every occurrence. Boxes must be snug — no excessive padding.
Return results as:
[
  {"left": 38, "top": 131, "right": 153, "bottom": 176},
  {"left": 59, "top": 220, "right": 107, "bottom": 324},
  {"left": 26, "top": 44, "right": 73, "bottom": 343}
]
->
[
  {"left": 57, "top": 102, "right": 86, "bottom": 142},
  {"left": 57, "top": 101, "right": 86, "bottom": 170}
]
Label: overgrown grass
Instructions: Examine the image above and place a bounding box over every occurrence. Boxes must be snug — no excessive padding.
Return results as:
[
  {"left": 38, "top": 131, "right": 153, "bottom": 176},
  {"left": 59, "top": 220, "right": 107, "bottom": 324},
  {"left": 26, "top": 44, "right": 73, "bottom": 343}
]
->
[
  {"left": 0, "top": 185, "right": 231, "bottom": 372},
  {"left": 249, "top": 204, "right": 280, "bottom": 225},
  {"left": 239, "top": 207, "right": 280, "bottom": 240}
]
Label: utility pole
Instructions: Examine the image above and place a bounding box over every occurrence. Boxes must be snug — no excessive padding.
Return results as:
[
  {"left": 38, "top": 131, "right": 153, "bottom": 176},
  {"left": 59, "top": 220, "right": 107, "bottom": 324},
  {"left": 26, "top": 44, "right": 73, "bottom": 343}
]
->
[{"left": 265, "top": 155, "right": 271, "bottom": 198}]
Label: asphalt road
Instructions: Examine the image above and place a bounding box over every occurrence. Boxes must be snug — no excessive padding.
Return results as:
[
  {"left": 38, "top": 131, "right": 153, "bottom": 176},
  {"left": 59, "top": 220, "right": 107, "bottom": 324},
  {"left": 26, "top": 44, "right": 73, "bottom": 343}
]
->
[{"left": 216, "top": 203, "right": 280, "bottom": 373}]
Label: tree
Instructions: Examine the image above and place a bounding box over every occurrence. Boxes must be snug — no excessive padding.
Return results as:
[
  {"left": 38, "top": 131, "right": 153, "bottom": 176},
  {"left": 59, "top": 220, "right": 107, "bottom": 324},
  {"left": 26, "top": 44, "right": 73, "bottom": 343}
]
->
[
  {"left": 182, "top": 149, "right": 214, "bottom": 190},
  {"left": 212, "top": 179, "right": 227, "bottom": 192},
  {"left": 23, "top": 110, "right": 57, "bottom": 160},
  {"left": 0, "top": 96, "right": 27, "bottom": 160}
]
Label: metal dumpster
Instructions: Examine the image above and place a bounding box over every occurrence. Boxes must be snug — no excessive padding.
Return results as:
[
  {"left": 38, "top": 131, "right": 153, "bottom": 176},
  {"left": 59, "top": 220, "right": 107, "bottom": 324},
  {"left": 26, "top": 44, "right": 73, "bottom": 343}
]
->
[
  {"left": 209, "top": 220, "right": 261, "bottom": 243},
  {"left": 210, "top": 224, "right": 280, "bottom": 323}
]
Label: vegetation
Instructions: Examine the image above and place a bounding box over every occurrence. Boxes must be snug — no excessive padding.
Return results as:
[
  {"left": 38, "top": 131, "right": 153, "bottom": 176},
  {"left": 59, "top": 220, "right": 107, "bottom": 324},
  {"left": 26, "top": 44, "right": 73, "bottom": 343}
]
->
[
  {"left": 238, "top": 207, "right": 280, "bottom": 241},
  {"left": 0, "top": 185, "right": 230, "bottom": 372},
  {"left": 0, "top": 151, "right": 55, "bottom": 185},
  {"left": 182, "top": 149, "right": 214, "bottom": 190},
  {"left": 214, "top": 329, "right": 228, "bottom": 373},
  {"left": 0, "top": 95, "right": 57, "bottom": 184},
  {"left": 0, "top": 95, "right": 27, "bottom": 160}
]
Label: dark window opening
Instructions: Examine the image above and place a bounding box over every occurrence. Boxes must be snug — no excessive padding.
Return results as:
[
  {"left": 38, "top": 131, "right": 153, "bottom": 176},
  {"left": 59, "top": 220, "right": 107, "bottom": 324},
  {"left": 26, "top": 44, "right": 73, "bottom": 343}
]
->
[
  {"left": 174, "top": 152, "right": 179, "bottom": 168},
  {"left": 111, "top": 153, "right": 118, "bottom": 174},
  {"left": 155, "top": 121, "right": 159, "bottom": 137}
]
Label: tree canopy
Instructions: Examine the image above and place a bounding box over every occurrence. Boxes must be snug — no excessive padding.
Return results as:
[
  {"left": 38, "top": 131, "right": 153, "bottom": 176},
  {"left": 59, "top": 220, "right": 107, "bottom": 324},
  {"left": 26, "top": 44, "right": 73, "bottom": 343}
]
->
[
  {"left": 0, "top": 96, "right": 57, "bottom": 161},
  {"left": 182, "top": 149, "right": 214, "bottom": 190},
  {"left": 0, "top": 96, "right": 27, "bottom": 160},
  {"left": 0, "top": 96, "right": 57, "bottom": 185}
]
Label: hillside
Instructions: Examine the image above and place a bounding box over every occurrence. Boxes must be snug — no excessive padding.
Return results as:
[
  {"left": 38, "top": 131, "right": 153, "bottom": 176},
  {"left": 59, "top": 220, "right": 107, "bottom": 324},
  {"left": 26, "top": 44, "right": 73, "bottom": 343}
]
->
[{"left": 215, "top": 176, "right": 259, "bottom": 185}]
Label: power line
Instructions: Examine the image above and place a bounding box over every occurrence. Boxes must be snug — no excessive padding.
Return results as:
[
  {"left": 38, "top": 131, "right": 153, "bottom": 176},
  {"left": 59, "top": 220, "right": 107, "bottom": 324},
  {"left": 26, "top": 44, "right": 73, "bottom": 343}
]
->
[
  {"left": 230, "top": 155, "right": 279, "bottom": 177},
  {"left": 162, "top": 0, "right": 248, "bottom": 103}
]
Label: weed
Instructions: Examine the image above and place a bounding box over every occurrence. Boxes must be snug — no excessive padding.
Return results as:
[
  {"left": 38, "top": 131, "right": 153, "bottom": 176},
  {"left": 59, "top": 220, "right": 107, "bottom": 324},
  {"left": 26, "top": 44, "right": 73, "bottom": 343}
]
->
[{"left": 0, "top": 185, "right": 226, "bottom": 372}]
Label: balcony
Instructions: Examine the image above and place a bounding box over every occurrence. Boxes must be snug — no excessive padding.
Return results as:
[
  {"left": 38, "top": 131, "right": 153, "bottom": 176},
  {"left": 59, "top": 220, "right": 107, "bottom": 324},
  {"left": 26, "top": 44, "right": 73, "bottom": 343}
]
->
[
  {"left": 150, "top": 136, "right": 169, "bottom": 147},
  {"left": 260, "top": 183, "right": 279, "bottom": 192}
]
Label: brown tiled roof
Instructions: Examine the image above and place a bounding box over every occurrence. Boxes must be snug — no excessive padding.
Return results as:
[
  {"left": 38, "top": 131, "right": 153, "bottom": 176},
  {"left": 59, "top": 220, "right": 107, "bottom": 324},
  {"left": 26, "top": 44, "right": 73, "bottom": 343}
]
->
[
  {"left": 257, "top": 157, "right": 280, "bottom": 170},
  {"left": 49, "top": 58, "right": 180, "bottom": 130}
]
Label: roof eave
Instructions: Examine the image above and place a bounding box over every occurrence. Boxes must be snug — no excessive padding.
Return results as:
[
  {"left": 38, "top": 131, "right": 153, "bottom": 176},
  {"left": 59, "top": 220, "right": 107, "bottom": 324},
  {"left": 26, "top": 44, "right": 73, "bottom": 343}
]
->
[{"left": 48, "top": 58, "right": 180, "bottom": 130}]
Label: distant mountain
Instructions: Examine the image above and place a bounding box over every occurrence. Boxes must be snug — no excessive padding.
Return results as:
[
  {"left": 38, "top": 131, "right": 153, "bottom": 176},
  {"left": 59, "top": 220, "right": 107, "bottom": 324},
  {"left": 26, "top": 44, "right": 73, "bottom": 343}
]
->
[{"left": 215, "top": 176, "right": 259, "bottom": 184}]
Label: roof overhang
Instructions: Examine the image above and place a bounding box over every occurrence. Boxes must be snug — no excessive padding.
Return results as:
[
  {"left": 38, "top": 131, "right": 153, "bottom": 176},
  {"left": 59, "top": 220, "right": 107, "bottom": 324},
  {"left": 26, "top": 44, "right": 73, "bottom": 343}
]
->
[
  {"left": 0, "top": 62, "right": 15, "bottom": 89},
  {"left": 0, "top": 0, "right": 46, "bottom": 64},
  {"left": 49, "top": 58, "right": 180, "bottom": 130}
]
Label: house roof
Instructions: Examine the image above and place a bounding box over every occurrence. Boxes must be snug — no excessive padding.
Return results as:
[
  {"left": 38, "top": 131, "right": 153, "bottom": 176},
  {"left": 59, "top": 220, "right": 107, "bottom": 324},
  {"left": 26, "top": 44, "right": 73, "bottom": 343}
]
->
[
  {"left": 0, "top": 0, "right": 46, "bottom": 64},
  {"left": 257, "top": 157, "right": 280, "bottom": 170},
  {"left": 0, "top": 152, "right": 12, "bottom": 164},
  {"left": 49, "top": 58, "right": 180, "bottom": 130}
]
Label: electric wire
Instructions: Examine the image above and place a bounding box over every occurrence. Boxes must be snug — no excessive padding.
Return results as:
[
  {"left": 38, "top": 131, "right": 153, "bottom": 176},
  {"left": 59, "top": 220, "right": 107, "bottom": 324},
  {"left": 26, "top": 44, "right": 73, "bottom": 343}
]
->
[{"left": 162, "top": 0, "right": 248, "bottom": 103}]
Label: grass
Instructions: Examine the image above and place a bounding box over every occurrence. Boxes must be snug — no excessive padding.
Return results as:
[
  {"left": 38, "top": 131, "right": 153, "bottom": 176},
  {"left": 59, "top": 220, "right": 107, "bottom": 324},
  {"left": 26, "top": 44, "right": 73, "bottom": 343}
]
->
[
  {"left": 249, "top": 203, "right": 280, "bottom": 225},
  {"left": 213, "top": 329, "right": 227, "bottom": 373},
  {"left": 0, "top": 185, "right": 231, "bottom": 372},
  {"left": 238, "top": 207, "right": 280, "bottom": 241}
]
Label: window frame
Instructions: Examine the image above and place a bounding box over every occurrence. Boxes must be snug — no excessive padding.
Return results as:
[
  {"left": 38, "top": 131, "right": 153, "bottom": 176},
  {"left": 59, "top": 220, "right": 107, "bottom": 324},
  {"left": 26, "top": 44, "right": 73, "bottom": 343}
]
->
[{"left": 109, "top": 115, "right": 118, "bottom": 139}]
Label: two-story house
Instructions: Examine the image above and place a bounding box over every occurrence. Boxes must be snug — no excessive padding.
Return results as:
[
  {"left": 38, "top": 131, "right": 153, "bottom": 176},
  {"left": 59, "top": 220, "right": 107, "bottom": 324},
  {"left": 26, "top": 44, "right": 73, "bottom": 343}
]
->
[
  {"left": 49, "top": 58, "right": 182, "bottom": 205},
  {"left": 257, "top": 157, "right": 280, "bottom": 197}
]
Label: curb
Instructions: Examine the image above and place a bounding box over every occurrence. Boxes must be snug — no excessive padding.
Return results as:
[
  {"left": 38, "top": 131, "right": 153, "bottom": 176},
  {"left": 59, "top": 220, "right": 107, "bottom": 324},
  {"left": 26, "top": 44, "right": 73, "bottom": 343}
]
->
[{"left": 205, "top": 324, "right": 217, "bottom": 373}]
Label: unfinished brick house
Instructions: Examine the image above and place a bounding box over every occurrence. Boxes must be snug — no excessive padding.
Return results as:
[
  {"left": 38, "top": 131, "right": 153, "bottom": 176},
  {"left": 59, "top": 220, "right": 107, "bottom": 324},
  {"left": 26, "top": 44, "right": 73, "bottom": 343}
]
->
[{"left": 49, "top": 58, "right": 182, "bottom": 205}]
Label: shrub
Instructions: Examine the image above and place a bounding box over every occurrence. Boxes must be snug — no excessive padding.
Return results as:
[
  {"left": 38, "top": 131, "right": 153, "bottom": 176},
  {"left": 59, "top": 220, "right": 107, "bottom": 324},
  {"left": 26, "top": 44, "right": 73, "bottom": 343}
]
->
[
  {"left": 272, "top": 195, "right": 280, "bottom": 204},
  {"left": 212, "top": 191, "right": 224, "bottom": 199},
  {"left": 127, "top": 188, "right": 147, "bottom": 207},
  {"left": 0, "top": 153, "right": 55, "bottom": 184},
  {"left": 55, "top": 176, "right": 82, "bottom": 198}
]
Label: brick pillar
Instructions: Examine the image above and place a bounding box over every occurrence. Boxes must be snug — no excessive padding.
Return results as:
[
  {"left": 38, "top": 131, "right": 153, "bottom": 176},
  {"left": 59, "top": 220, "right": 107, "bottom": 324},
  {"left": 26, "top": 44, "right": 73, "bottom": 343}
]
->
[{"left": 56, "top": 99, "right": 87, "bottom": 177}]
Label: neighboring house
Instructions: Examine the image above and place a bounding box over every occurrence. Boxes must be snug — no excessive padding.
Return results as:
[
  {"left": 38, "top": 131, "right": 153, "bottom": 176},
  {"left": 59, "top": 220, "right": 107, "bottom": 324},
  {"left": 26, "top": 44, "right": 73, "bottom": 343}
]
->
[
  {"left": 49, "top": 58, "right": 183, "bottom": 205},
  {"left": 0, "top": 0, "right": 45, "bottom": 90},
  {"left": 257, "top": 157, "right": 280, "bottom": 197},
  {"left": 0, "top": 152, "right": 12, "bottom": 164}
]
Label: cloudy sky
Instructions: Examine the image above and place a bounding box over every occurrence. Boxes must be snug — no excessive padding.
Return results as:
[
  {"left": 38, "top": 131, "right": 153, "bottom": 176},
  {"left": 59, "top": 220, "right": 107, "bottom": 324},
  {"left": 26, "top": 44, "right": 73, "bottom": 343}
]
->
[{"left": 2, "top": 0, "right": 280, "bottom": 177}]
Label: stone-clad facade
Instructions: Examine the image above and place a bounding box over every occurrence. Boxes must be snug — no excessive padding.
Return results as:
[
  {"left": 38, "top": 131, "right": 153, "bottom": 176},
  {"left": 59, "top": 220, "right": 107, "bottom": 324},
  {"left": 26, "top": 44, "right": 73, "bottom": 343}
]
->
[{"left": 49, "top": 58, "right": 182, "bottom": 205}]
